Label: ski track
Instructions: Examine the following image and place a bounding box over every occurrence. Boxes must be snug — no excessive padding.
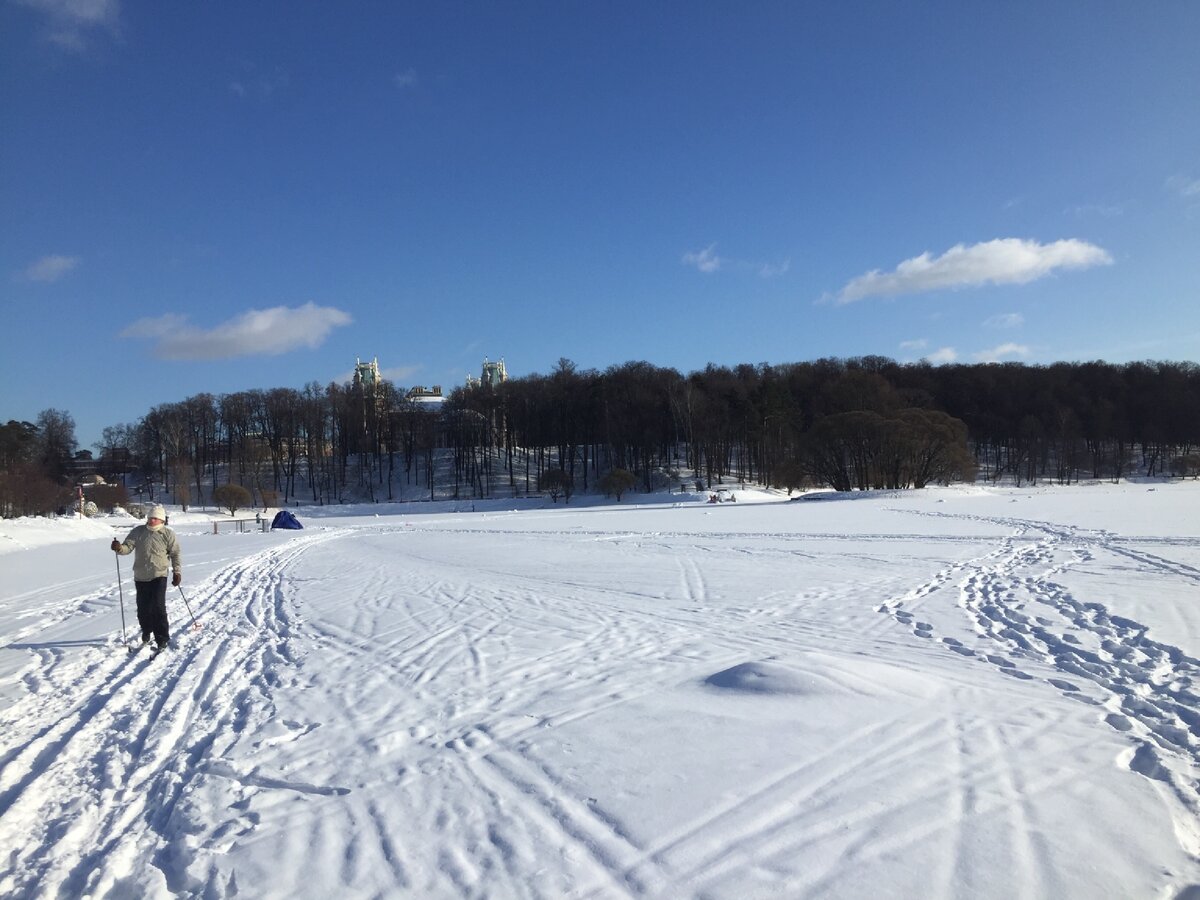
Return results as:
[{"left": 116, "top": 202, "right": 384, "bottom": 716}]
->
[
  {"left": 877, "top": 509, "right": 1200, "bottom": 860},
  {"left": 3, "top": 511, "right": 1199, "bottom": 896},
  {"left": 202, "top": 526, "right": 1080, "bottom": 897},
  {"left": 0, "top": 529, "right": 348, "bottom": 897}
]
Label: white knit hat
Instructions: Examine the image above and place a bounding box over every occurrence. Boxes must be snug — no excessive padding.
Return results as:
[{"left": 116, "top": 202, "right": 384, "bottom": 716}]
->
[{"left": 148, "top": 505, "right": 166, "bottom": 521}]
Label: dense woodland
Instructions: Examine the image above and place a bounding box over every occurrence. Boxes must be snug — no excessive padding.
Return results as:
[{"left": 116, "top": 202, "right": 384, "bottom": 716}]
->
[{"left": 3, "top": 357, "right": 1199, "bottom": 517}]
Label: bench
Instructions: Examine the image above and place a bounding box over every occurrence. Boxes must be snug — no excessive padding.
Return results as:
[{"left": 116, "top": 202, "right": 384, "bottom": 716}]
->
[{"left": 212, "top": 518, "right": 268, "bottom": 534}]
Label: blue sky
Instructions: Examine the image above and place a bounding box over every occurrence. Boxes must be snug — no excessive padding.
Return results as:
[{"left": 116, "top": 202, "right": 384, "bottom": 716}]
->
[{"left": 3, "top": 1, "right": 1198, "bottom": 450}]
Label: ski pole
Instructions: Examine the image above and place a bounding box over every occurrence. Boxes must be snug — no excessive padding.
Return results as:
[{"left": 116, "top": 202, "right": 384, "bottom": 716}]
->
[
  {"left": 178, "top": 585, "right": 201, "bottom": 630},
  {"left": 116, "top": 552, "right": 131, "bottom": 652}
]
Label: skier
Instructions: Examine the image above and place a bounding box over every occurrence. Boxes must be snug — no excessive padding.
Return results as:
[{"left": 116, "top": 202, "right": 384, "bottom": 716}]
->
[{"left": 111, "top": 504, "right": 182, "bottom": 652}]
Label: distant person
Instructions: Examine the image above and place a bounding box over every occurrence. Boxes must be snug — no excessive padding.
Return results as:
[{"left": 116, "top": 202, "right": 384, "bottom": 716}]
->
[{"left": 111, "top": 504, "right": 182, "bottom": 651}]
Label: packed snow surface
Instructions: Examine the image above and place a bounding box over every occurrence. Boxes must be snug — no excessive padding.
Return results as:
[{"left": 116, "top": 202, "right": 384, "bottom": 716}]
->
[{"left": 2, "top": 482, "right": 1200, "bottom": 898}]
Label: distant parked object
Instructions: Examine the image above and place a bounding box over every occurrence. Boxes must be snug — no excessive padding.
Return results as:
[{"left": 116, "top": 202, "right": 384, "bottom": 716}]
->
[{"left": 271, "top": 510, "right": 303, "bottom": 530}]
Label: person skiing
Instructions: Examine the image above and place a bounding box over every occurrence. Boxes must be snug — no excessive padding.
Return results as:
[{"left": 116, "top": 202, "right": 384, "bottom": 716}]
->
[{"left": 111, "top": 504, "right": 182, "bottom": 651}]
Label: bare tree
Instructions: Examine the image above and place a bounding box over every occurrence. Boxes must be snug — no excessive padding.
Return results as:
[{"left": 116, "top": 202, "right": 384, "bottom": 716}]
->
[
  {"left": 36, "top": 409, "right": 77, "bottom": 482},
  {"left": 214, "top": 483, "right": 253, "bottom": 516},
  {"left": 0, "top": 463, "right": 70, "bottom": 517},
  {"left": 539, "top": 468, "right": 572, "bottom": 503},
  {"left": 0, "top": 420, "right": 38, "bottom": 472},
  {"left": 599, "top": 468, "right": 636, "bottom": 501}
]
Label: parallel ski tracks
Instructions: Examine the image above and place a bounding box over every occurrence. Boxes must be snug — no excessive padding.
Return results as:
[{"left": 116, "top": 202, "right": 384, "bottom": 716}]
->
[
  {"left": 0, "top": 528, "right": 348, "bottom": 897},
  {"left": 263, "top": 531, "right": 1040, "bottom": 896},
  {"left": 5, "top": 511, "right": 1198, "bottom": 896}
]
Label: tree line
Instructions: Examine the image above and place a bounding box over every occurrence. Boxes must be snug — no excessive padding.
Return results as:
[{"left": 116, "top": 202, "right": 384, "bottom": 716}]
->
[
  {"left": 453, "top": 357, "right": 1200, "bottom": 497},
  {"left": 3, "top": 357, "right": 1199, "bottom": 517}
]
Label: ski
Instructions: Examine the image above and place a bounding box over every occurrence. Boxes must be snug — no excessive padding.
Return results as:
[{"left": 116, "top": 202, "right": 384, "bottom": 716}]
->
[
  {"left": 147, "top": 642, "right": 175, "bottom": 660},
  {"left": 124, "top": 639, "right": 166, "bottom": 658}
]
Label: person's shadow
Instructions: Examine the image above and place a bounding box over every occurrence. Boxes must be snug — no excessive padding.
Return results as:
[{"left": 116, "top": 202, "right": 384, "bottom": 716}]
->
[{"left": 6, "top": 638, "right": 109, "bottom": 650}]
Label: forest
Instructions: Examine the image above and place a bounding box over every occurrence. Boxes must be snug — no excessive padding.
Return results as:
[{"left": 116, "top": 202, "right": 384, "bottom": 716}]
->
[{"left": 3, "top": 357, "right": 1199, "bottom": 517}]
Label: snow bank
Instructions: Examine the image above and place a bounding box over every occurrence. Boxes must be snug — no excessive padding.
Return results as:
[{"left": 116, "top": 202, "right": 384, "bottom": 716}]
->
[{"left": 0, "top": 514, "right": 118, "bottom": 555}]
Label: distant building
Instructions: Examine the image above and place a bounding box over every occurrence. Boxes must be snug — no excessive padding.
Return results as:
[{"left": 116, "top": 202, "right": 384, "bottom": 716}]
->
[
  {"left": 98, "top": 447, "right": 133, "bottom": 477},
  {"left": 466, "top": 357, "right": 508, "bottom": 390},
  {"left": 407, "top": 385, "right": 445, "bottom": 406},
  {"left": 352, "top": 356, "right": 382, "bottom": 394},
  {"left": 350, "top": 357, "right": 387, "bottom": 452},
  {"left": 482, "top": 357, "right": 507, "bottom": 387},
  {"left": 348, "top": 356, "right": 507, "bottom": 408},
  {"left": 464, "top": 358, "right": 509, "bottom": 440}
]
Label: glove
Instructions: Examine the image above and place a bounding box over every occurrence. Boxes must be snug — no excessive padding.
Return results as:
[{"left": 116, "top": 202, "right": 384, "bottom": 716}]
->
[
  {"left": 172, "top": 572, "right": 182, "bottom": 587},
  {"left": 111, "top": 540, "right": 121, "bottom": 552}
]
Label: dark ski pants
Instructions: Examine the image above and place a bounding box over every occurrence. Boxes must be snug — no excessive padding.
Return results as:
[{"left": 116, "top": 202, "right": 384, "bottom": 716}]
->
[{"left": 135, "top": 577, "right": 170, "bottom": 646}]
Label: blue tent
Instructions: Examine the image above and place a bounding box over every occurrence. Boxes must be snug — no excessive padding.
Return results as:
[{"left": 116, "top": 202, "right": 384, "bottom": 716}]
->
[{"left": 271, "top": 510, "right": 303, "bottom": 530}]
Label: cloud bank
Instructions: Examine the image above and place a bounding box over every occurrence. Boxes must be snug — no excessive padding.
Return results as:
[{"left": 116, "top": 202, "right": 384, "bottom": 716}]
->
[
  {"left": 23, "top": 254, "right": 79, "bottom": 282},
  {"left": 835, "top": 238, "right": 1112, "bottom": 305},
  {"left": 121, "top": 303, "right": 352, "bottom": 361}
]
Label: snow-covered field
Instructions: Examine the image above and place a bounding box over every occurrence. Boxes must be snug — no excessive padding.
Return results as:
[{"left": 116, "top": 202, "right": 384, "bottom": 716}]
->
[{"left": 2, "top": 483, "right": 1199, "bottom": 899}]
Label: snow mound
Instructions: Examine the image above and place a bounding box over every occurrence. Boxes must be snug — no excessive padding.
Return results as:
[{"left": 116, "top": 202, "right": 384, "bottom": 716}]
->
[{"left": 704, "top": 660, "right": 823, "bottom": 695}]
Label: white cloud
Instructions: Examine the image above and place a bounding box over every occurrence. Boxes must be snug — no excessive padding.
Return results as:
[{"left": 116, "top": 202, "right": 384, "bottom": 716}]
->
[
  {"left": 22, "top": 254, "right": 79, "bottom": 282},
  {"left": 900, "top": 338, "right": 958, "bottom": 364},
  {"left": 984, "top": 312, "right": 1024, "bottom": 329},
  {"left": 119, "top": 313, "right": 188, "bottom": 338},
  {"left": 13, "top": 0, "right": 119, "bottom": 50},
  {"left": 974, "top": 342, "right": 1031, "bottom": 363},
  {"left": 229, "top": 65, "right": 289, "bottom": 101},
  {"left": 1167, "top": 175, "right": 1200, "bottom": 198},
  {"left": 1069, "top": 203, "right": 1123, "bottom": 218},
  {"left": 683, "top": 244, "right": 788, "bottom": 278},
  {"left": 121, "top": 303, "right": 352, "bottom": 361},
  {"left": 834, "top": 238, "right": 1112, "bottom": 305},
  {"left": 393, "top": 69, "right": 418, "bottom": 89},
  {"left": 682, "top": 244, "right": 723, "bottom": 274},
  {"left": 381, "top": 365, "right": 420, "bottom": 383},
  {"left": 924, "top": 347, "right": 958, "bottom": 364}
]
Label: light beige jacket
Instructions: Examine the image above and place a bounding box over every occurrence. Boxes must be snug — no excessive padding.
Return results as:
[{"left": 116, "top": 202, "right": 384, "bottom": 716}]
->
[{"left": 116, "top": 525, "right": 182, "bottom": 582}]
